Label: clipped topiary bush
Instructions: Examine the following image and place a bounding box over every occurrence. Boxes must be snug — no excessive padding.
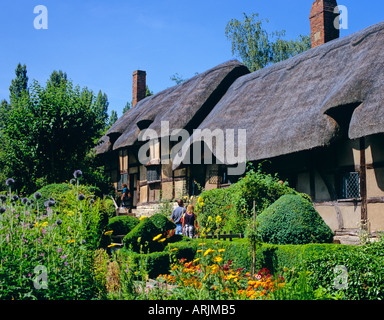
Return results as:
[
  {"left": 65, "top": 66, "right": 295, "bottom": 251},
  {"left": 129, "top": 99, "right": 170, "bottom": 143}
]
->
[
  {"left": 107, "top": 216, "right": 140, "bottom": 235},
  {"left": 123, "top": 218, "right": 164, "bottom": 253},
  {"left": 149, "top": 214, "right": 176, "bottom": 233},
  {"left": 256, "top": 194, "right": 334, "bottom": 245}
]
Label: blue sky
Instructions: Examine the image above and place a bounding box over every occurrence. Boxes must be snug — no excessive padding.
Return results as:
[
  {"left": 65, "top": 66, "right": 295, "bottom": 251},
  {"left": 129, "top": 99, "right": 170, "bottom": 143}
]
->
[{"left": 0, "top": 0, "right": 383, "bottom": 116}]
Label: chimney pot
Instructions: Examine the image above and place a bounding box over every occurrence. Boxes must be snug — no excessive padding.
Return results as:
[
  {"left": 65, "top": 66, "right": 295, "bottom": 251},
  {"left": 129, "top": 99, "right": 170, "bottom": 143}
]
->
[
  {"left": 309, "top": 0, "right": 340, "bottom": 48},
  {"left": 132, "top": 70, "right": 146, "bottom": 107}
]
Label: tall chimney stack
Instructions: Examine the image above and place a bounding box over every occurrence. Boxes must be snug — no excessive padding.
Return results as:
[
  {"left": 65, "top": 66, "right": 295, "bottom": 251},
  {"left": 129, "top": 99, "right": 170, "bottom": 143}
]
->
[
  {"left": 309, "top": 0, "right": 340, "bottom": 48},
  {"left": 132, "top": 70, "right": 146, "bottom": 107}
]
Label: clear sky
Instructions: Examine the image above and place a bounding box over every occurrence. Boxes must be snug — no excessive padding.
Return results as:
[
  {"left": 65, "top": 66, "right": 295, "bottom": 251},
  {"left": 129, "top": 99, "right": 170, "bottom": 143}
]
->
[{"left": 0, "top": 0, "right": 383, "bottom": 116}]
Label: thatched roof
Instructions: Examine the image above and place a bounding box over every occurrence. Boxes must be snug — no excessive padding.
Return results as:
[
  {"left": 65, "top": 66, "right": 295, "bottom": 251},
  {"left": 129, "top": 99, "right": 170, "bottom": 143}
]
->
[
  {"left": 95, "top": 60, "right": 250, "bottom": 154},
  {"left": 175, "top": 21, "right": 384, "bottom": 168}
]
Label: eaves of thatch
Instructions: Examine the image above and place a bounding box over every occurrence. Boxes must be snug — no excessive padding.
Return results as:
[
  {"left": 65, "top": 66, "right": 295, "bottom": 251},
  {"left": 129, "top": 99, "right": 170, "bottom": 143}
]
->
[
  {"left": 94, "top": 60, "right": 250, "bottom": 155},
  {"left": 178, "top": 21, "right": 384, "bottom": 167}
]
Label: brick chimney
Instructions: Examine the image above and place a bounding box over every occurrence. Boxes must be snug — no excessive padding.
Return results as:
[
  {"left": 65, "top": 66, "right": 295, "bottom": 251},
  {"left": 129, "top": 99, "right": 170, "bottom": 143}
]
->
[
  {"left": 309, "top": 0, "right": 340, "bottom": 48},
  {"left": 132, "top": 70, "right": 146, "bottom": 107}
]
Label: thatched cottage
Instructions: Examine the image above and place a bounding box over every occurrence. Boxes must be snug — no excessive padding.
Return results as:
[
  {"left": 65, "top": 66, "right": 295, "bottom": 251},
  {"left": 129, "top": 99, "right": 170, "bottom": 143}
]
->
[{"left": 96, "top": 0, "right": 384, "bottom": 242}]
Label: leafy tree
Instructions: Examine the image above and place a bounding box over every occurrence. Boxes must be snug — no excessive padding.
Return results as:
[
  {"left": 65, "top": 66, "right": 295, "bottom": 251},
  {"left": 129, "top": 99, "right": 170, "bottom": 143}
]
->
[
  {"left": 145, "top": 85, "right": 153, "bottom": 97},
  {"left": 9, "top": 63, "right": 28, "bottom": 104},
  {"left": 48, "top": 70, "right": 68, "bottom": 87},
  {"left": 225, "top": 13, "right": 311, "bottom": 72},
  {"left": 170, "top": 73, "right": 186, "bottom": 85},
  {"left": 107, "top": 110, "right": 118, "bottom": 130},
  {"left": 94, "top": 90, "right": 109, "bottom": 133},
  {"left": 123, "top": 85, "right": 153, "bottom": 114},
  {"left": 1, "top": 70, "right": 112, "bottom": 193},
  {"left": 123, "top": 101, "right": 131, "bottom": 114}
]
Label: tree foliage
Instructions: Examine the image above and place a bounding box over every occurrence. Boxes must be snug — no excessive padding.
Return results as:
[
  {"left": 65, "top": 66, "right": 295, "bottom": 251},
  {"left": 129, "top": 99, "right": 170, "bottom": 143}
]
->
[
  {"left": 225, "top": 13, "right": 311, "bottom": 72},
  {"left": 1, "top": 65, "right": 113, "bottom": 193}
]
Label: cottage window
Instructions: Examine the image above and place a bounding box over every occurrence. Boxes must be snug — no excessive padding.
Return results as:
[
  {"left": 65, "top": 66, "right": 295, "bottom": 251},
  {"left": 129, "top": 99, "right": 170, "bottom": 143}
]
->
[
  {"left": 340, "top": 172, "right": 360, "bottom": 199},
  {"left": 147, "top": 165, "right": 161, "bottom": 182}
]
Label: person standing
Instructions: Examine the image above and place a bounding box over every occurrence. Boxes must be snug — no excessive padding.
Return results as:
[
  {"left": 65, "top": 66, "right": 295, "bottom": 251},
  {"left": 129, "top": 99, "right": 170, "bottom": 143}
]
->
[
  {"left": 121, "top": 183, "right": 132, "bottom": 209},
  {"left": 182, "top": 205, "right": 196, "bottom": 239},
  {"left": 171, "top": 199, "right": 186, "bottom": 235}
]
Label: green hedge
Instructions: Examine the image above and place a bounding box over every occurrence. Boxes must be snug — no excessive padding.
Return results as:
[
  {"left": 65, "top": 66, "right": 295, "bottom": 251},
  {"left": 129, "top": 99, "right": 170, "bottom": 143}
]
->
[
  {"left": 298, "top": 239, "right": 384, "bottom": 300},
  {"left": 123, "top": 218, "right": 163, "bottom": 253},
  {"left": 257, "top": 194, "right": 334, "bottom": 245},
  {"left": 107, "top": 216, "right": 140, "bottom": 235},
  {"left": 165, "top": 239, "right": 352, "bottom": 275}
]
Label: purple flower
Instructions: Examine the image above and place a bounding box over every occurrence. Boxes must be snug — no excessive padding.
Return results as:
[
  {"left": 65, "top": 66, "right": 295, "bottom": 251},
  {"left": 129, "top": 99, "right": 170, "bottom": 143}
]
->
[
  {"left": 42, "top": 228, "right": 47, "bottom": 234},
  {"left": 0, "top": 195, "right": 7, "bottom": 202},
  {"left": 64, "top": 261, "right": 68, "bottom": 266},
  {"left": 0, "top": 207, "right": 6, "bottom": 214},
  {"left": 73, "top": 170, "right": 83, "bottom": 179},
  {"left": 34, "top": 192, "right": 42, "bottom": 200},
  {"left": 58, "top": 248, "right": 63, "bottom": 253},
  {"left": 44, "top": 200, "right": 55, "bottom": 208},
  {"left": 60, "top": 255, "right": 67, "bottom": 260},
  {"left": 5, "top": 178, "right": 15, "bottom": 187}
]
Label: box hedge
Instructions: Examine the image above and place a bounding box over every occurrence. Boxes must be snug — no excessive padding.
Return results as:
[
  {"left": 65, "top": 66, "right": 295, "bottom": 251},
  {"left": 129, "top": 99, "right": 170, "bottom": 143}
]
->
[
  {"left": 123, "top": 214, "right": 177, "bottom": 253},
  {"left": 107, "top": 215, "right": 140, "bottom": 235},
  {"left": 256, "top": 194, "right": 334, "bottom": 245}
]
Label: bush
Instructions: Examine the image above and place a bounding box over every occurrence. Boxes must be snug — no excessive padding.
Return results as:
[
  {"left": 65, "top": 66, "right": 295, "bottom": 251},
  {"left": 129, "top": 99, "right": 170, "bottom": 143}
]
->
[
  {"left": 195, "top": 164, "right": 298, "bottom": 234},
  {"left": 256, "top": 194, "right": 334, "bottom": 245},
  {"left": 149, "top": 214, "right": 176, "bottom": 233},
  {"left": 123, "top": 218, "right": 165, "bottom": 253},
  {"left": 101, "top": 198, "right": 117, "bottom": 219},
  {"left": 107, "top": 216, "right": 140, "bottom": 235},
  {"left": 299, "top": 239, "right": 384, "bottom": 300}
]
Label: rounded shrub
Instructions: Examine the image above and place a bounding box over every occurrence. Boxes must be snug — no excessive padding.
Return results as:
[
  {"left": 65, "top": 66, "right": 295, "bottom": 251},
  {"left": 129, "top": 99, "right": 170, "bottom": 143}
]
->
[
  {"left": 149, "top": 214, "right": 176, "bottom": 233},
  {"left": 107, "top": 216, "right": 140, "bottom": 235},
  {"left": 123, "top": 218, "right": 164, "bottom": 253},
  {"left": 256, "top": 194, "right": 334, "bottom": 245}
]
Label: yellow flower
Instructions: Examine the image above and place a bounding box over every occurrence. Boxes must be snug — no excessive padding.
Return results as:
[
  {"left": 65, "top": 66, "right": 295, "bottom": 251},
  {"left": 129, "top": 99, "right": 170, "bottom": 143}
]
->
[
  {"left": 197, "top": 250, "right": 202, "bottom": 253},
  {"left": 213, "top": 256, "right": 223, "bottom": 263},
  {"left": 214, "top": 241, "right": 221, "bottom": 244},
  {"left": 197, "top": 196, "right": 203, "bottom": 203},
  {"left": 158, "top": 238, "right": 166, "bottom": 243},
  {"left": 215, "top": 215, "right": 222, "bottom": 223},
  {"left": 41, "top": 221, "right": 48, "bottom": 228},
  {"left": 218, "top": 249, "right": 226, "bottom": 253},
  {"left": 67, "top": 239, "right": 75, "bottom": 243},
  {"left": 170, "top": 248, "right": 178, "bottom": 252},
  {"left": 107, "top": 243, "right": 119, "bottom": 248},
  {"left": 198, "top": 243, "right": 206, "bottom": 246},
  {"left": 104, "top": 230, "right": 113, "bottom": 236},
  {"left": 207, "top": 216, "right": 213, "bottom": 222},
  {"left": 152, "top": 234, "right": 163, "bottom": 241},
  {"left": 139, "top": 216, "right": 147, "bottom": 221},
  {"left": 203, "top": 248, "right": 215, "bottom": 256},
  {"left": 193, "top": 258, "right": 200, "bottom": 263}
]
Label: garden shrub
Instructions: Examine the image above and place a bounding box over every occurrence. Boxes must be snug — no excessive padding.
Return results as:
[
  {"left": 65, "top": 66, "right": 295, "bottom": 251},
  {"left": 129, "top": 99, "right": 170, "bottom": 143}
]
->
[
  {"left": 123, "top": 218, "right": 165, "bottom": 253},
  {"left": 256, "top": 194, "right": 334, "bottom": 245},
  {"left": 116, "top": 248, "right": 171, "bottom": 279},
  {"left": 101, "top": 197, "right": 117, "bottom": 219},
  {"left": 195, "top": 164, "right": 298, "bottom": 234},
  {"left": 107, "top": 216, "right": 140, "bottom": 235},
  {"left": 149, "top": 214, "right": 176, "bottom": 233},
  {"left": 298, "top": 237, "right": 384, "bottom": 300}
]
